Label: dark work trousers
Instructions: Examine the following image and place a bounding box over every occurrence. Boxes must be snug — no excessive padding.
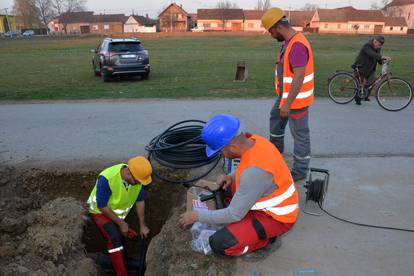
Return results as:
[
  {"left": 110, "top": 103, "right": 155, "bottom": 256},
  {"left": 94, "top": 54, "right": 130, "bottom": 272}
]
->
[
  {"left": 355, "top": 71, "right": 376, "bottom": 102},
  {"left": 269, "top": 98, "right": 311, "bottom": 177}
]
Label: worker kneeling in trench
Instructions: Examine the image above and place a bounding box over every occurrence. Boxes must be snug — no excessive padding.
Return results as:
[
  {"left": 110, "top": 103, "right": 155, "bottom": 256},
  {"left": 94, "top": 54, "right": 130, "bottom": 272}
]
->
[
  {"left": 180, "top": 114, "right": 299, "bottom": 259},
  {"left": 87, "top": 156, "right": 152, "bottom": 276}
]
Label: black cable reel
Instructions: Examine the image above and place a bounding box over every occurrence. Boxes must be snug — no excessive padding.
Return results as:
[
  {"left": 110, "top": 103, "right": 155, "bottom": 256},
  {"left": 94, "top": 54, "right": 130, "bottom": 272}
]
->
[{"left": 303, "top": 168, "right": 330, "bottom": 216}]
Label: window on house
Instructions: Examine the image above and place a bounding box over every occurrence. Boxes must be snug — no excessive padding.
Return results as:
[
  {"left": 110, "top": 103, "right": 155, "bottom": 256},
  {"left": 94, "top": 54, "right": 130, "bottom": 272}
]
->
[
  {"left": 104, "top": 24, "right": 109, "bottom": 30},
  {"left": 211, "top": 22, "right": 218, "bottom": 27},
  {"left": 324, "top": 23, "right": 328, "bottom": 28},
  {"left": 178, "top": 14, "right": 182, "bottom": 19},
  {"left": 390, "top": 26, "right": 394, "bottom": 30},
  {"left": 364, "top": 25, "right": 370, "bottom": 29},
  {"left": 400, "top": 27, "right": 404, "bottom": 31},
  {"left": 337, "top": 24, "right": 341, "bottom": 29},
  {"left": 226, "top": 22, "right": 232, "bottom": 27},
  {"left": 204, "top": 23, "right": 210, "bottom": 28},
  {"left": 92, "top": 25, "right": 98, "bottom": 30}
]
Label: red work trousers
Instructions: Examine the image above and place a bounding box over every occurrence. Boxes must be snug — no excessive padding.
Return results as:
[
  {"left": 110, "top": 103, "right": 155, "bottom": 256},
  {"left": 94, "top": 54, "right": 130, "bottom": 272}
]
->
[
  {"left": 209, "top": 181, "right": 295, "bottom": 256},
  {"left": 92, "top": 214, "right": 127, "bottom": 276}
]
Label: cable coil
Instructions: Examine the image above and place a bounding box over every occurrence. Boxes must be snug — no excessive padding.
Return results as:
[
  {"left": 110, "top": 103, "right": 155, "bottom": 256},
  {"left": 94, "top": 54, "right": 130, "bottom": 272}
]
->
[{"left": 145, "top": 120, "right": 222, "bottom": 184}]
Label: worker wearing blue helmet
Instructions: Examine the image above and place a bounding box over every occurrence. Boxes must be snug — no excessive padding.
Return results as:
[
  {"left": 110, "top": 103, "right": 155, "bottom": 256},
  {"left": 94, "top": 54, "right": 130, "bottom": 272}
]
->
[{"left": 180, "top": 114, "right": 299, "bottom": 258}]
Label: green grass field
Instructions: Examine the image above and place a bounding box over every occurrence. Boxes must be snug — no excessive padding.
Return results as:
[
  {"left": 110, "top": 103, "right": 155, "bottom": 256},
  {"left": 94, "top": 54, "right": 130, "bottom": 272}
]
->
[{"left": 0, "top": 34, "right": 413, "bottom": 100}]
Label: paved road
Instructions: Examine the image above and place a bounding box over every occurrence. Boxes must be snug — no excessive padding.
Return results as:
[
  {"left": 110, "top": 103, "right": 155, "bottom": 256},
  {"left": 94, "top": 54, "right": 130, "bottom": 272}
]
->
[{"left": 1, "top": 98, "right": 413, "bottom": 165}]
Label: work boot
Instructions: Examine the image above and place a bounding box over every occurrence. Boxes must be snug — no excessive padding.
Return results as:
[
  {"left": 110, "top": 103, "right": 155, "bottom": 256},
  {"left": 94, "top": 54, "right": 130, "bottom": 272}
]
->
[
  {"left": 364, "top": 97, "right": 370, "bottom": 101},
  {"left": 291, "top": 171, "right": 307, "bottom": 182},
  {"left": 242, "top": 237, "right": 282, "bottom": 262}
]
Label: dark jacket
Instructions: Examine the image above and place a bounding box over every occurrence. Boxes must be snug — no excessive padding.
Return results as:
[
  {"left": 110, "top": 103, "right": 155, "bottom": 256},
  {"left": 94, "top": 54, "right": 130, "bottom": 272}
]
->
[{"left": 352, "top": 40, "right": 383, "bottom": 77}]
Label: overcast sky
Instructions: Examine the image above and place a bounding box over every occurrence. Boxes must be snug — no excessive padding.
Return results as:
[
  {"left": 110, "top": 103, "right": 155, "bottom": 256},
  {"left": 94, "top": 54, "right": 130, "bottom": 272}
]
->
[{"left": 1, "top": 0, "right": 379, "bottom": 17}]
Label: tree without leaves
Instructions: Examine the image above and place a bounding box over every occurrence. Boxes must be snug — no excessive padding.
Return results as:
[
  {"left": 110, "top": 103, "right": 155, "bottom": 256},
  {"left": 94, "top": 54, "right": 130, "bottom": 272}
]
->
[
  {"left": 216, "top": 0, "right": 238, "bottom": 9},
  {"left": 300, "top": 3, "right": 319, "bottom": 11},
  {"left": 51, "top": 0, "right": 65, "bottom": 14},
  {"left": 65, "top": 0, "right": 86, "bottom": 13},
  {"left": 255, "top": 0, "right": 271, "bottom": 11},
  {"left": 34, "top": 0, "right": 54, "bottom": 28},
  {"left": 13, "top": 0, "right": 41, "bottom": 28}
]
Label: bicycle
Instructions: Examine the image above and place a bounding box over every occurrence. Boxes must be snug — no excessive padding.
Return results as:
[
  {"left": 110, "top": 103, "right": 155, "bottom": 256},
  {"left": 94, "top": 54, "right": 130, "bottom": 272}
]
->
[{"left": 328, "top": 60, "right": 413, "bottom": 111}]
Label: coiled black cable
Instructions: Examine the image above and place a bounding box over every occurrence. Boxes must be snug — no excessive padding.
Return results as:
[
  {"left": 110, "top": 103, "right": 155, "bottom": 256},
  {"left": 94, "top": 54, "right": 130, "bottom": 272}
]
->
[
  {"left": 307, "top": 178, "right": 414, "bottom": 233},
  {"left": 145, "top": 120, "right": 222, "bottom": 185}
]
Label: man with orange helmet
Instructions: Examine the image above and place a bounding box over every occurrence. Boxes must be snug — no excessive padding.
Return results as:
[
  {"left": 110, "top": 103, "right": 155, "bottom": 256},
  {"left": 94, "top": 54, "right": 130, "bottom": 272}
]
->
[{"left": 87, "top": 156, "right": 152, "bottom": 276}]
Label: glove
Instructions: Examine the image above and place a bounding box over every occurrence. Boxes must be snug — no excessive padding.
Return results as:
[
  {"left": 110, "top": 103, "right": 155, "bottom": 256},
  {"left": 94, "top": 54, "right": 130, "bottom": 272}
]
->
[{"left": 127, "top": 229, "right": 138, "bottom": 239}]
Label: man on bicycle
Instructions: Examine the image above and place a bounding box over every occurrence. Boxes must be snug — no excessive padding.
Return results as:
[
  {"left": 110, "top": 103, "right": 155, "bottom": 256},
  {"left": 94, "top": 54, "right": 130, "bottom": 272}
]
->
[{"left": 352, "top": 35, "right": 391, "bottom": 105}]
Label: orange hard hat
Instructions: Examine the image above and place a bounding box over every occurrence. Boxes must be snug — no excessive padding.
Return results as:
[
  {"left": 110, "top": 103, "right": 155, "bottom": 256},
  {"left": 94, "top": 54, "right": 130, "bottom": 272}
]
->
[{"left": 127, "top": 156, "right": 152, "bottom": 185}]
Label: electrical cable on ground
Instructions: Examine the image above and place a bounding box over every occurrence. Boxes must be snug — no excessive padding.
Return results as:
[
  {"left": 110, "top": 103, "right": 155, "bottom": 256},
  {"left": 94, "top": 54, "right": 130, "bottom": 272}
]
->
[
  {"left": 145, "top": 120, "right": 222, "bottom": 185},
  {"left": 306, "top": 177, "right": 414, "bottom": 233}
]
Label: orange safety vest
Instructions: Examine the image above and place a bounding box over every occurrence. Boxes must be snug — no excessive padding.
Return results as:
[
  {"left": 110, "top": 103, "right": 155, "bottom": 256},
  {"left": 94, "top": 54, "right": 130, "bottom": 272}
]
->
[
  {"left": 234, "top": 134, "right": 299, "bottom": 223},
  {"left": 275, "top": 32, "right": 314, "bottom": 109}
]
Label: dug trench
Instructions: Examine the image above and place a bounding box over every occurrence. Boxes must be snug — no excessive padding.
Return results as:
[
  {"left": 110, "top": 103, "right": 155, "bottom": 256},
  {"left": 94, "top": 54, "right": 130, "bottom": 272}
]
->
[{"left": 0, "top": 165, "right": 234, "bottom": 276}]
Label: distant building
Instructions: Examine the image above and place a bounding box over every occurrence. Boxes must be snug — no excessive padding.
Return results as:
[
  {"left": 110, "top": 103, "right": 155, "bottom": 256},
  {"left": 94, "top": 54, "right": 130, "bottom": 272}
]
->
[
  {"left": 197, "top": 9, "right": 244, "bottom": 31},
  {"left": 124, "top": 15, "right": 157, "bottom": 33},
  {"left": 384, "top": 0, "right": 414, "bottom": 32},
  {"left": 0, "top": 14, "right": 18, "bottom": 33},
  {"left": 158, "top": 3, "right": 191, "bottom": 32},
  {"left": 243, "top": 10, "right": 265, "bottom": 32},
  {"left": 48, "top": 12, "right": 126, "bottom": 34},
  {"left": 286, "top": 10, "right": 314, "bottom": 31},
  {"left": 310, "top": 7, "right": 408, "bottom": 35}
]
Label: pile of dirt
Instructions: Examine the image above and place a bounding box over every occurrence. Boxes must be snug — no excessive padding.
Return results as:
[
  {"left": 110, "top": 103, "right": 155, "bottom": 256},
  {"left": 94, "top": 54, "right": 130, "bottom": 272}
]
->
[
  {"left": 145, "top": 200, "right": 236, "bottom": 276},
  {"left": 0, "top": 196, "right": 96, "bottom": 276}
]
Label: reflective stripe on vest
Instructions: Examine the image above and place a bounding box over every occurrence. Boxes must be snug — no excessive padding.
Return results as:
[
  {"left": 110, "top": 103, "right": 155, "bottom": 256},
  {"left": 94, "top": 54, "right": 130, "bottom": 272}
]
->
[
  {"left": 274, "top": 32, "right": 314, "bottom": 109},
  {"left": 250, "top": 183, "right": 296, "bottom": 210},
  {"left": 87, "top": 163, "right": 141, "bottom": 220},
  {"left": 235, "top": 134, "right": 299, "bottom": 223}
]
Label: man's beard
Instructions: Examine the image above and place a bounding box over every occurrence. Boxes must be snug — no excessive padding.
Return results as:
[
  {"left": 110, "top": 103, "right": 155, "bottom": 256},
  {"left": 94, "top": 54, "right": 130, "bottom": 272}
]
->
[{"left": 276, "top": 34, "right": 285, "bottom": 42}]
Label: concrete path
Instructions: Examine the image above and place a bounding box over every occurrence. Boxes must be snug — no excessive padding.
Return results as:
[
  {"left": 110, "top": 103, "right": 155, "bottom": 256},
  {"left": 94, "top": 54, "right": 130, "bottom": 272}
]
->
[
  {"left": 1, "top": 98, "right": 413, "bottom": 276},
  {"left": 1, "top": 98, "right": 413, "bottom": 165}
]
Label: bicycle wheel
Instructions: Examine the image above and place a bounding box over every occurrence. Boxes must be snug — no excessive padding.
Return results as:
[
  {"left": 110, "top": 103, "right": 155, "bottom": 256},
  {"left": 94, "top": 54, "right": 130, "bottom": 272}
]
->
[
  {"left": 328, "top": 72, "right": 358, "bottom": 104},
  {"left": 376, "top": 77, "right": 413, "bottom": 111}
]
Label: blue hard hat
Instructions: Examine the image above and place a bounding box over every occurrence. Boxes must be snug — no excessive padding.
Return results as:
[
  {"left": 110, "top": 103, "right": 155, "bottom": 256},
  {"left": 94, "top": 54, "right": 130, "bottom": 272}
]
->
[{"left": 202, "top": 114, "right": 240, "bottom": 157}]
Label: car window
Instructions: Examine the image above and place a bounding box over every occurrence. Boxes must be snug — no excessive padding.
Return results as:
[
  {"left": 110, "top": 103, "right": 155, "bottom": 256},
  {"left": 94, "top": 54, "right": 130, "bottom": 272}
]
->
[{"left": 108, "top": 42, "right": 144, "bottom": 52}]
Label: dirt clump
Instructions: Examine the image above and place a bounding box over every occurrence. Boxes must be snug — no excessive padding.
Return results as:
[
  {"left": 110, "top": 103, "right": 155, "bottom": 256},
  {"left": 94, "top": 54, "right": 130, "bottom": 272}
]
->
[
  {"left": 0, "top": 196, "right": 96, "bottom": 276},
  {"left": 146, "top": 199, "right": 236, "bottom": 276}
]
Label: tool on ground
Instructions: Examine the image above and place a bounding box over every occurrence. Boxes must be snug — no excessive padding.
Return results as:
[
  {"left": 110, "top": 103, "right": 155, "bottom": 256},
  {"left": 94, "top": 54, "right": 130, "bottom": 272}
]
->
[
  {"left": 146, "top": 120, "right": 222, "bottom": 185},
  {"left": 138, "top": 237, "right": 148, "bottom": 276},
  {"left": 127, "top": 228, "right": 138, "bottom": 239},
  {"left": 199, "top": 187, "right": 225, "bottom": 209},
  {"left": 303, "top": 168, "right": 330, "bottom": 216},
  {"left": 303, "top": 168, "right": 414, "bottom": 233}
]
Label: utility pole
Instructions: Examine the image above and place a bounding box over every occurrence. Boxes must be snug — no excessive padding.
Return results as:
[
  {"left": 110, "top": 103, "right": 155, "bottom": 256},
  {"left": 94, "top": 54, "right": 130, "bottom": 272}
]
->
[{"left": 4, "top": 8, "right": 12, "bottom": 33}]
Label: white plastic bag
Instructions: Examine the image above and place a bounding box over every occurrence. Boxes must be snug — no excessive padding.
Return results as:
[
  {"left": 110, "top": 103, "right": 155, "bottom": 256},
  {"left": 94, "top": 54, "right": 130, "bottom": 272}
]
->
[{"left": 191, "top": 229, "right": 216, "bottom": 255}]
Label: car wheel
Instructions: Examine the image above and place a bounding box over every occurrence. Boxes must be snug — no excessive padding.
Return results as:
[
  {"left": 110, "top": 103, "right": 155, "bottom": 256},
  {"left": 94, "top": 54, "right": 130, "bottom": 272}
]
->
[
  {"left": 92, "top": 62, "right": 100, "bottom": 76},
  {"left": 142, "top": 73, "right": 150, "bottom": 80},
  {"left": 100, "top": 66, "right": 110, "bottom": 82}
]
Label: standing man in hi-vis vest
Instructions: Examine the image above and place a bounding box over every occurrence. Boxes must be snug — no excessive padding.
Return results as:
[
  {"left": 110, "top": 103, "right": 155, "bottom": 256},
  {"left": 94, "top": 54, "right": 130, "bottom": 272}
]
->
[
  {"left": 262, "top": 8, "right": 314, "bottom": 182},
  {"left": 87, "top": 156, "right": 152, "bottom": 276},
  {"left": 180, "top": 114, "right": 298, "bottom": 258}
]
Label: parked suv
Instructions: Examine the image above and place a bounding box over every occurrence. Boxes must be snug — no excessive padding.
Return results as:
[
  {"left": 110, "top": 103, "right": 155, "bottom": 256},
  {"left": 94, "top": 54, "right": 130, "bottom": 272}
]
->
[{"left": 91, "top": 38, "right": 150, "bottom": 82}]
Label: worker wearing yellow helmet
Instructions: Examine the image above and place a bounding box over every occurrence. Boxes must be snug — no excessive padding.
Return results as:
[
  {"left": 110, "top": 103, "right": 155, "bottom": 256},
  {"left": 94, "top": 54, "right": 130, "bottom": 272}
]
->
[
  {"left": 87, "top": 156, "right": 152, "bottom": 276},
  {"left": 262, "top": 8, "right": 315, "bottom": 182}
]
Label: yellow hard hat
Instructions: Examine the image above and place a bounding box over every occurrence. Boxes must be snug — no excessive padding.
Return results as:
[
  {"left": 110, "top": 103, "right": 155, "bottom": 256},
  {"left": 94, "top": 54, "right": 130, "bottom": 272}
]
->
[
  {"left": 261, "top": 8, "right": 286, "bottom": 30},
  {"left": 127, "top": 156, "right": 152, "bottom": 185}
]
